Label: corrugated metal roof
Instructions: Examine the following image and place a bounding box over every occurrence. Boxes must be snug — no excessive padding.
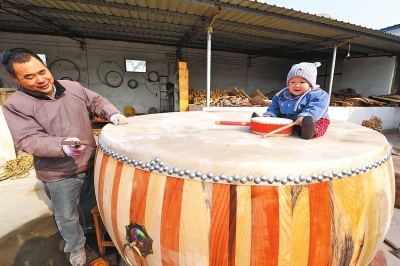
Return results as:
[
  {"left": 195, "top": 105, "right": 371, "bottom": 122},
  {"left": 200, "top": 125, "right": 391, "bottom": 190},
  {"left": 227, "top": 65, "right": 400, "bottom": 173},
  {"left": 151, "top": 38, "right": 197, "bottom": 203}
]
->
[
  {"left": 1, "top": 0, "right": 399, "bottom": 61},
  {"left": 381, "top": 24, "right": 400, "bottom": 32}
]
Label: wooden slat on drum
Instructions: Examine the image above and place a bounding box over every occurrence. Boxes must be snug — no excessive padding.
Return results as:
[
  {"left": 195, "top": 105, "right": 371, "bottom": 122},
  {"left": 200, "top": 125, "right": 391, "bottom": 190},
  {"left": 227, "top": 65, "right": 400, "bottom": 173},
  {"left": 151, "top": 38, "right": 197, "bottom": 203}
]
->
[
  {"left": 210, "top": 184, "right": 230, "bottom": 266},
  {"left": 278, "top": 186, "right": 292, "bottom": 265},
  {"left": 130, "top": 169, "right": 150, "bottom": 225},
  {"left": 235, "top": 186, "right": 251, "bottom": 266},
  {"left": 179, "top": 180, "right": 210, "bottom": 265},
  {"left": 110, "top": 162, "right": 124, "bottom": 255},
  {"left": 129, "top": 169, "right": 150, "bottom": 265},
  {"left": 251, "top": 186, "right": 279, "bottom": 266},
  {"left": 331, "top": 175, "right": 362, "bottom": 265},
  {"left": 290, "top": 186, "right": 310, "bottom": 266},
  {"left": 94, "top": 148, "right": 103, "bottom": 205},
  {"left": 160, "top": 178, "right": 184, "bottom": 265},
  {"left": 100, "top": 156, "right": 118, "bottom": 257},
  {"left": 96, "top": 150, "right": 107, "bottom": 220},
  {"left": 145, "top": 172, "right": 166, "bottom": 266},
  {"left": 115, "top": 165, "right": 135, "bottom": 264},
  {"left": 229, "top": 186, "right": 237, "bottom": 266},
  {"left": 308, "top": 182, "right": 331, "bottom": 266},
  {"left": 387, "top": 159, "right": 396, "bottom": 211},
  {"left": 358, "top": 166, "right": 392, "bottom": 266}
]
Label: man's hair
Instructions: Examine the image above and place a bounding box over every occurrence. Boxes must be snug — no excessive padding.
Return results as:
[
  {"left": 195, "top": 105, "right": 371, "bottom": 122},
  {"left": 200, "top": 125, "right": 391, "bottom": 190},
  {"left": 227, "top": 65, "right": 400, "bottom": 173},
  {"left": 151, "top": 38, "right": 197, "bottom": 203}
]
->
[{"left": 0, "top": 48, "right": 44, "bottom": 77}]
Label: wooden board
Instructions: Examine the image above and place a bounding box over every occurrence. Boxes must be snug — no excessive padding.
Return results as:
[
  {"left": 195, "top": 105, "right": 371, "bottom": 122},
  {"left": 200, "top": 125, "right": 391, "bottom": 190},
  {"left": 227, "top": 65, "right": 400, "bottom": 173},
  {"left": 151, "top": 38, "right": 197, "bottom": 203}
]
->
[
  {"left": 178, "top": 62, "right": 189, "bottom": 112},
  {"left": 0, "top": 107, "right": 16, "bottom": 163}
]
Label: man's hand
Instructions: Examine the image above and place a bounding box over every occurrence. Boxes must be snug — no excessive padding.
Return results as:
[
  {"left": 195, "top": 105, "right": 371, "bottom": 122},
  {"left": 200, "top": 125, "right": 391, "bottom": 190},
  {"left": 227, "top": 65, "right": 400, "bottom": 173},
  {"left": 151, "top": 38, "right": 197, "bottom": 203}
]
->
[
  {"left": 62, "top": 137, "right": 85, "bottom": 156},
  {"left": 110, "top": 113, "right": 129, "bottom": 125}
]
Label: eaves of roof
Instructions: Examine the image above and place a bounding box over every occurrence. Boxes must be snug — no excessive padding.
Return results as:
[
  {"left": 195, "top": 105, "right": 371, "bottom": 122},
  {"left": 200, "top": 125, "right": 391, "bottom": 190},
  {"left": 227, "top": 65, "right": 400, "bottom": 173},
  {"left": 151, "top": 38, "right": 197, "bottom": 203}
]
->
[{"left": 0, "top": 0, "right": 399, "bottom": 61}]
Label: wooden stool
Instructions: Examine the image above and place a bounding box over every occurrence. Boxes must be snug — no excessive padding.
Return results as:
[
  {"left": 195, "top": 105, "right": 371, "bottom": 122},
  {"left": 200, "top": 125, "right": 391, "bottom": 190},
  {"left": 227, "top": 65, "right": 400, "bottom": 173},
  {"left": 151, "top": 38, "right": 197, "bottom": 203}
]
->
[{"left": 91, "top": 205, "right": 115, "bottom": 256}]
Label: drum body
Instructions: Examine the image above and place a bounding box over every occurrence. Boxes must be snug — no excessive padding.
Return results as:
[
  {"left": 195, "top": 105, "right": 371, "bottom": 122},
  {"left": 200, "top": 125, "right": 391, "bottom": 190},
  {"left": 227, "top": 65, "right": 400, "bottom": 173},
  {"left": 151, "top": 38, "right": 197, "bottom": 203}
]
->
[
  {"left": 94, "top": 111, "right": 394, "bottom": 266},
  {"left": 249, "top": 117, "right": 293, "bottom": 136}
]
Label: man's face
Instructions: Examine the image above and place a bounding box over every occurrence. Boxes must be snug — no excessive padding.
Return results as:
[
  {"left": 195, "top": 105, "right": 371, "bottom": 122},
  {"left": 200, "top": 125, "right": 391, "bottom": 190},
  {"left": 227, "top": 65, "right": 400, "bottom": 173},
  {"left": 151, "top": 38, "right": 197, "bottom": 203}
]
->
[{"left": 8, "top": 56, "right": 54, "bottom": 97}]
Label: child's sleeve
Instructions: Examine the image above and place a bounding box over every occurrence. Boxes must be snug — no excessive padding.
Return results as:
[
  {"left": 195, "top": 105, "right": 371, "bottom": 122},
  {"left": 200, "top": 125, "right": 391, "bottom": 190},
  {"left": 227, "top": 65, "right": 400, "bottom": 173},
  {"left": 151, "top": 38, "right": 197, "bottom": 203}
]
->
[
  {"left": 264, "top": 95, "right": 281, "bottom": 117},
  {"left": 298, "top": 91, "right": 329, "bottom": 120}
]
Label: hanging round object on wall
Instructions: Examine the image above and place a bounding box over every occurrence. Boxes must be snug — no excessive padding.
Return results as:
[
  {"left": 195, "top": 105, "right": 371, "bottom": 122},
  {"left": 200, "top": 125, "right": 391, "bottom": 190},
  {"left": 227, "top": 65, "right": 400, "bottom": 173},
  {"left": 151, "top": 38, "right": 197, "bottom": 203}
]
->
[
  {"left": 97, "top": 61, "right": 124, "bottom": 88},
  {"left": 48, "top": 59, "right": 81, "bottom": 82},
  {"left": 128, "top": 79, "right": 138, "bottom": 89},
  {"left": 103, "top": 70, "right": 123, "bottom": 88},
  {"left": 146, "top": 71, "right": 159, "bottom": 83}
]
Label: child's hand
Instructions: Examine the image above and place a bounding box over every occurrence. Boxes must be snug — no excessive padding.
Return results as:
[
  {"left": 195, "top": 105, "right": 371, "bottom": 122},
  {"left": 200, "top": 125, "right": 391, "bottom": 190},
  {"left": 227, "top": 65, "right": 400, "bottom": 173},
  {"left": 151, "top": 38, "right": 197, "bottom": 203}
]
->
[
  {"left": 296, "top": 116, "right": 304, "bottom": 126},
  {"left": 262, "top": 114, "right": 271, "bottom": 117}
]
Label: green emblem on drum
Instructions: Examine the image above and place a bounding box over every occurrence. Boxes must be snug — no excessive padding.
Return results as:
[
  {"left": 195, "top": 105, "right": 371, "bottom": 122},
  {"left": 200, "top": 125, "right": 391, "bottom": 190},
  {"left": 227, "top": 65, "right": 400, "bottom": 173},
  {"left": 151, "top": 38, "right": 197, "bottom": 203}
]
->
[{"left": 125, "top": 222, "right": 153, "bottom": 258}]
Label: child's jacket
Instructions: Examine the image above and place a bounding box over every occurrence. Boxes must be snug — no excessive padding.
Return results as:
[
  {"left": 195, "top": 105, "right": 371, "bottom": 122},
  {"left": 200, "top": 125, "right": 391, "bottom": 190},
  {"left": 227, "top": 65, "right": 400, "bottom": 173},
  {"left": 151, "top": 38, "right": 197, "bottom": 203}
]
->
[{"left": 264, "top": 86, "right": 330, "bottom": 121}]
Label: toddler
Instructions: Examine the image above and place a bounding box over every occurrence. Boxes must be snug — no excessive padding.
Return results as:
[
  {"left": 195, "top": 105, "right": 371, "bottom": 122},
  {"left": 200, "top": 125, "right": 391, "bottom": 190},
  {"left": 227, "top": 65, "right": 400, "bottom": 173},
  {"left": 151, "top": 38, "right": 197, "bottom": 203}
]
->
[{"left": 261, "top": 62, "right": 330, "bottom": 139}]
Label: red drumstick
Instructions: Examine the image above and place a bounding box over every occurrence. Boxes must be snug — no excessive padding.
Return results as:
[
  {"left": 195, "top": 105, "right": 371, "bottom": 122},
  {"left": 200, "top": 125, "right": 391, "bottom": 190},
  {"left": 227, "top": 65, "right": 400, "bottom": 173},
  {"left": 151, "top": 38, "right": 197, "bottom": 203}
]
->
[{"left": 215, "top": 121, "right": 251, "bottom": 126}]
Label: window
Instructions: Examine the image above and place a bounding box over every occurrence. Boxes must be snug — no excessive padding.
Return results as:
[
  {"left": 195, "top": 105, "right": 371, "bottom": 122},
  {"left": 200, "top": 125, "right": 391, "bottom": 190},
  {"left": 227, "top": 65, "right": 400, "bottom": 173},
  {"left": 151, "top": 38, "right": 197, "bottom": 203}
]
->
[
  {"left": 125, "top": 59, "right": 146, "bottom": 73},
  {"left": 37, "top": 54, "right": 47, "bottom": 66}
]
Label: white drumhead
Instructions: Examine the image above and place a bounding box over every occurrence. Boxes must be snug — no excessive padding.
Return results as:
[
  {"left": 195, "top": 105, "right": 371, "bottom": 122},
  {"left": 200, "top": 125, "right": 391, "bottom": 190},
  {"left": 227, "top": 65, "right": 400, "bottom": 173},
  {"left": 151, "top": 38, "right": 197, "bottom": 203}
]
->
[
  {"left": 250, "top": 117, "right": 293, "bottom": 125},
  {"left": 99, "top": 111, "right": 390, "bottom": 183}
]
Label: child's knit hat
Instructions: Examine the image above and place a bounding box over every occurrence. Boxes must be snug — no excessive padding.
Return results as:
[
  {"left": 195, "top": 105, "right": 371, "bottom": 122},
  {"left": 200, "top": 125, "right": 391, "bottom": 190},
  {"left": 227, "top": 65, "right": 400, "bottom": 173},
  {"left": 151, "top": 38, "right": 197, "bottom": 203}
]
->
[{"left": 286, "top": 62, "right": 321, "bottom": 89}]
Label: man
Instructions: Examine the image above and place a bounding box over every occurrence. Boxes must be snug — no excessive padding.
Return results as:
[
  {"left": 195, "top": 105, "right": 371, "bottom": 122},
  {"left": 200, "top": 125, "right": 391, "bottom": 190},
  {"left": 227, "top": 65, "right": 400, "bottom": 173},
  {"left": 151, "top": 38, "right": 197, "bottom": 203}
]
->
[{"left": 0, "top": 48, "right": 128, "bottom": 266}]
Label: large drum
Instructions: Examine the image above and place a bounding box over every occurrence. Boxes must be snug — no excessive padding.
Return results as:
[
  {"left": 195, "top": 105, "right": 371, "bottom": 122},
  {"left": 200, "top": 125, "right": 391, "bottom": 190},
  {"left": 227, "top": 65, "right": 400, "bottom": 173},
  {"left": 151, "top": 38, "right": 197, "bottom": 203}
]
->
[{"left": 94, "top": 111, "right": 395, "bottom": 266}]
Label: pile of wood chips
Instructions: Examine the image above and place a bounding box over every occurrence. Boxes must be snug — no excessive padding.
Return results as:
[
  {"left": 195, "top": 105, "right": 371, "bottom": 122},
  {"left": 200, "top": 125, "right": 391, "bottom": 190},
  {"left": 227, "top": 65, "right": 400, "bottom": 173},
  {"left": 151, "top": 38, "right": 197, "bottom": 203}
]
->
[
  {"left": 362, "top": 116, "right": 383, "bottom": 133},
  {"left": 189, "top": 88, "right": 271, "bottom": 107},
  {"left": 331, "top": 88, "right": 362, "bottom": 101},
  {"left": 330, "top": 88, "right": 392, "bottom": 107},
  {"left": 330, "top": 97, "right": 390, "bottom": 107}
]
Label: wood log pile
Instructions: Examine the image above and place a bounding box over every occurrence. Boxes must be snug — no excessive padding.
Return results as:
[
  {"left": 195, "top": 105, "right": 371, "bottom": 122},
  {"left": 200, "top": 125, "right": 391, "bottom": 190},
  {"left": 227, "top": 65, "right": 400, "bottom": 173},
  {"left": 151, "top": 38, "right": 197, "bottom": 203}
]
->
[
  {"left": 331, "top": 88, "right": 362, "bottom": 100},
  {"left": 330, "top": 97, "right": 391, "bottom": 107},
  {"left": 329, "top": 88, "right": 394, "bottom": 107},
  {"left": 189, "top": 88, "right": 271, "bottom": 107},
  {"left": 362, "top": 116, "right": 383, "bottom": 133},
  {"left": 188, "top": 87, "right": 394, "bottom": 108}
]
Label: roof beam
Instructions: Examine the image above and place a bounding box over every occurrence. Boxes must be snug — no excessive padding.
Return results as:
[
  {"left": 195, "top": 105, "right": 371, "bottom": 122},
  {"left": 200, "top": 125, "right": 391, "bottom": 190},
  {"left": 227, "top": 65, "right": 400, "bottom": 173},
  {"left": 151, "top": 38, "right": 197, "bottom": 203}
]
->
[
  {"left": 0, "top": 0, "right": 85, "bottom": 45},
  {"left": 177, "top": 6, "right": 221, "bottom": 50},
  {"left": 182, "top": 0, "right": 400, "bottom": 46},
  {"left": 64, "top": 0, "right": 203, "bottom": 20},
  {"left": 0, "top": 3, "right": 189, "bottom": 30},
  {"left": 2, "top": 2, "right": 392, "bottom": 55}
]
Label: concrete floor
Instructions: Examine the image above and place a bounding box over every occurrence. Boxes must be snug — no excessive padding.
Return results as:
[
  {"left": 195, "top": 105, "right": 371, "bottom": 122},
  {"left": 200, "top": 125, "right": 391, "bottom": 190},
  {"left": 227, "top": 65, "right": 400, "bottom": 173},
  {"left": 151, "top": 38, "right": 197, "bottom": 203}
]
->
[{"left": 0, "top": 133, "right": 400, "bottom": 265}]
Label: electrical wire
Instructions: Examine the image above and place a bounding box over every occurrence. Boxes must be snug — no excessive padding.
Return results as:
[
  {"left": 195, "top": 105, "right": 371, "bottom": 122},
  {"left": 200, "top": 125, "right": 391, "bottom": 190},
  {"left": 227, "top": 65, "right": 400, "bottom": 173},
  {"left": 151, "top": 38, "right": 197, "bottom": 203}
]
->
[
  {"left": 97, "top": 61, "right": 124, "bottom": 88},
  {"left": 142, "top": 72, "right": 158, "bottom": 96},
  {"left": 48, "top": 59, "right": 81, "bottom": 82},
  {"left": 141, "top": 62, "right": 167, "bottom": 96},
  {"left": 0, "top": 78, "right": 11, "bottom": 88},
  {"left": 338, "top": 41, "right": 352, "bottom": 66}
]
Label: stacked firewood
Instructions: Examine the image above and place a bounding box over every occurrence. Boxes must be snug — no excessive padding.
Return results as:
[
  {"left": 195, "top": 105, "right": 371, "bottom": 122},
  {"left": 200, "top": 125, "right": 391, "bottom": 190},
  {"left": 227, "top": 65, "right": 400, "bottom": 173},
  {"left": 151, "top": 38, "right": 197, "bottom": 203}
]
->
[
  {"left": 331, "top": 88, "right": 362, "bottom": 101},
  {"left": 265, "top": 90, "right": 280, "bottom": 100},
  {"left": 329, "top": 88, "right": 391, "bottom": 107},
  {"left": 210, "top": 95, "right": 253, "bottom": 107},
  {"left": 330, "top": 97, "right": 390, "bottom": 107},
  {"left": 189, "top": 89, "right": 230, "bottom": 106},
  {"left": 189, "top": 88, "right": 271, "bottom": 107}
]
